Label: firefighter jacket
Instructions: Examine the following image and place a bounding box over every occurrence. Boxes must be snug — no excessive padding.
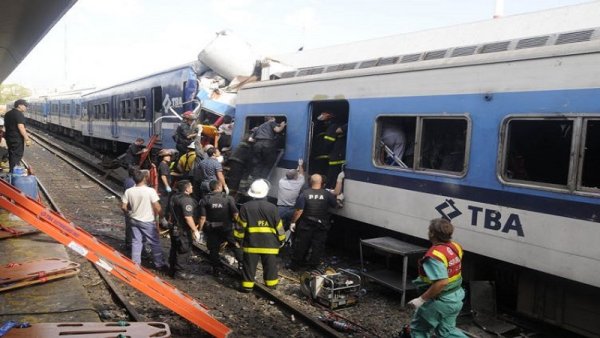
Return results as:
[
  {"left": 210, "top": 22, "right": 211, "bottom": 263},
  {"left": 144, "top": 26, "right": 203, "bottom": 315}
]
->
[
  {"left": 329, "top": 123, "right": 347, "bottom": 165},
  {"left": 234, "top": 199, "right": 285, "bottom": 254},
  {"left": 198, "top": 192, "right": 238, "bottom": 230},
  {"left": 418, "top": 241, "right": 463, "bottom": 286}
]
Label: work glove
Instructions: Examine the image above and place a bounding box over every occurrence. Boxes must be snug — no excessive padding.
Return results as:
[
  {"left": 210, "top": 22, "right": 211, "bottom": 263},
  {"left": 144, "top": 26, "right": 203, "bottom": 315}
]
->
[
  {"left": 290, "top": 223, "right": 296, "bottom": 232},
  {"left": 337, "top": 171, "right": 345, "bottom": 182},
  {"left": 298, "top": 158, "right": 303, "bottom": 167},
  {"left": 224, "top": 185, "right": 230, "bottom": 195},
  {"left": 25, "top": 139, "right": 32, "bottom": 147},
  {"left": 408, "top": 297, "right": 426, "bottom": 309},
  {"left": 192, "top": 230, "right": 201, "bottom": 242},
  {"left": 166, "top": 186, "right": 172, "bottom": 193}
]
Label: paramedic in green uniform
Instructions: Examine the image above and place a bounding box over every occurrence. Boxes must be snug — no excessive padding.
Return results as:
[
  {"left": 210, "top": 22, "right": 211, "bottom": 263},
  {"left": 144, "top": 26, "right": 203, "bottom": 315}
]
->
[{"left": 408, "top": 218, "right": 467, "bottom": 338}]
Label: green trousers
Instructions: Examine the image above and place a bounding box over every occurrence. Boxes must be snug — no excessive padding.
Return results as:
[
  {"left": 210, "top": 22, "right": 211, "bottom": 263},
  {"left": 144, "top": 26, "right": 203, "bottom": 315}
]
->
[{"left": 410, "top": 288, "right": 467, "bottom": 338}]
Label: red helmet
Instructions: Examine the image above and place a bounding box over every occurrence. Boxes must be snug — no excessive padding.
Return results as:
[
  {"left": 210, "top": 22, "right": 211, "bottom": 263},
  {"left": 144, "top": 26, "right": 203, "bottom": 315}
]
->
[{"left": 182, "top": 111, "right": 196, "bottom": 120}]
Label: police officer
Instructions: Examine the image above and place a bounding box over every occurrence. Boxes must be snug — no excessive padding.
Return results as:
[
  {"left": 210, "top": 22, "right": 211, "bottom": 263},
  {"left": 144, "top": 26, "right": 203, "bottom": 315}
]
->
[
  {"left": 288, "top": 173, "right": 343, "bottom": 270},
  {"left": 198, "top": 180, "right": 243, "bottom": 276},
  {"left": 249, "top": 116, "right": 286, "bottom": 179},
  {"left": 408, "top": 218, "right": 466, "bottom": 338},
  {"left": 168, "top": 180, "right": 200, "bottom": 280},
  {"left": 174, "top": 111, "right": 199, "bottom": 156},
  {"left": 234, "top": 179, "right": 285, "bottom": 292}
]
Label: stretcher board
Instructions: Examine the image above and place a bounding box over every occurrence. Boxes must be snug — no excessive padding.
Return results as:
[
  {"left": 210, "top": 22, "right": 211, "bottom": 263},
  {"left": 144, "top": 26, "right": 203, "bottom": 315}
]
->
[
  {"left": 0, "top": 225, "right": 39, "bottom": 239},
  {"left": 0, "top": 258, "right": 79, "bottom": 285},
  {"left": 0, "top": 179, "right": 231, "bottom": 337},
  {"left": 4, "top": 322, "right": 171, "bottom": 337},
  {"left": 0, "top": 269, "right": 80, "bottom": 292}
]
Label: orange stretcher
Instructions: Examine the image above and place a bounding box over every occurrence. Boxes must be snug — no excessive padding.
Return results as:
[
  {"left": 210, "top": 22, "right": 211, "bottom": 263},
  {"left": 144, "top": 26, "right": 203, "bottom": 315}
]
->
[
  {"left": 4, "top": 322, "right": 171, "bottom": 337},
  {"left": 0, "top": 224, "right": 39, "bottom": 239},
  {"left": 0, "top": 178, "right": 231, "bottom": 337},
  {"left": 0, "top": 258, "right": 79, "bottom": 292}
]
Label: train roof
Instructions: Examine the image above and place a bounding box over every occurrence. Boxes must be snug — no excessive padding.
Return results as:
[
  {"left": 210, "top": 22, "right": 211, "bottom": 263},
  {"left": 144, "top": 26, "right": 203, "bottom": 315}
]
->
[
  {"left": 83, "top": 61, "right": 201, "bottom": 96},
  {"left": 274, "top": 2, "right": 600, "bottom": 69}
]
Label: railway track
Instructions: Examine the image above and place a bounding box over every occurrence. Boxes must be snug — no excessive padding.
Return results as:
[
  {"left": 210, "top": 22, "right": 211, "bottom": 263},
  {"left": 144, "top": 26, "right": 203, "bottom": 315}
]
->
[
  {"left": 25, "top": 130, "right": 577, "bottom": 338},
  {"left": 27, "top": 132, "right": 346, "bottom": 337}
]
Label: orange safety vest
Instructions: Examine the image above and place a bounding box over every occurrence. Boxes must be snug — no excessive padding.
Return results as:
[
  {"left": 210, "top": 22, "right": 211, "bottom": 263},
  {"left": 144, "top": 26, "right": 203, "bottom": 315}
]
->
[{"left": 418, "top": 241, "right": 463, "bottom": 284}]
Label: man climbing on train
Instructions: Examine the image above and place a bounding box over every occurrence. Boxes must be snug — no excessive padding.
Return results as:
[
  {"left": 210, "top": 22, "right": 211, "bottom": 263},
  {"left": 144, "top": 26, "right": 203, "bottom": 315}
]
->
[{"left": 174, "top": 111, "right": 199, "bottom": 157}]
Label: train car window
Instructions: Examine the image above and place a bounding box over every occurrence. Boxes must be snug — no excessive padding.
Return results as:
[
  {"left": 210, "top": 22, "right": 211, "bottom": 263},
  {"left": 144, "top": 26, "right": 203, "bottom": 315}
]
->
[
  {"left": 65, "top": 104, "right": 71, "bottom": 116},
  {"left": 75, "top": 104, "right": 81, "bottom": 117},
  {"left": 120, "top": 100, "right": 132, "bottom": 120},
  {"left": 419, "top": 118, "right": 467, "bottom": 173},
  {"left": 133, "top": 98, "right": 146, "bottom": 120},
  {"left": 245, "top": 115, "right": 287, "bottom": 150},
  {"left": 93, "top": 105, "right": 100, "bottom": 120},
  {"left": 102, "top": 103, "right": 110, "bottom": 120},
  {"left": 52, "top": 104, "right": 58, "bottom": 114},
  {"left": 580, "top": 119, "right": 600, "bottom": 190},
  {"left": 375, "top": 116, "right": 417, "bottom": 169},
  {"left": 503, "top": 119, "right": 573, "bottom": 186}
]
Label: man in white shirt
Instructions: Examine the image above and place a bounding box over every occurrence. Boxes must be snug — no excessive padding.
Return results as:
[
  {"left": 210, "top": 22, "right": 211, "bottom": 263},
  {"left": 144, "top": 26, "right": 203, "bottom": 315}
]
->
[
  {"left": 277, "top": 159, "right": 305, "bottom": 232},
  {"left": 121, "top": 169, "right": 168, "bottom": 271}
]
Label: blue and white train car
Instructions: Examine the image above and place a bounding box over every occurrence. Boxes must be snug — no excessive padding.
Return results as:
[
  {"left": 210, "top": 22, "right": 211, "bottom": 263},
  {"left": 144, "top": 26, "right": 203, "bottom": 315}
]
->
[
  {"left": 232, "top": 4, "right": 600, "bottom": 336},
  {"left": 25, "top": 97, "right": 49, "bottom": 127},
  {"left": 81, "top": 63, "right": 200, "bottom": 152}
]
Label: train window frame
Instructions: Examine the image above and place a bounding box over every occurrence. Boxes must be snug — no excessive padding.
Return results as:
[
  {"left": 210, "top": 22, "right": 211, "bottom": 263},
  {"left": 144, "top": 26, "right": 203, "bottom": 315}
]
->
[
  {"left": 577, "top": 118, "right": 600, "bottom": 194},
  {"left": 498, "top": 115, "right": 600, "bottom": 196},
  {"left": 133, "top": 97, "right": 146, "bottom": 120},
  {"left": 102, "top": 102, "right": 110, "bottom": 120},
  {"left": 372, "top": 114, "right": 471, "bottom": 178}
]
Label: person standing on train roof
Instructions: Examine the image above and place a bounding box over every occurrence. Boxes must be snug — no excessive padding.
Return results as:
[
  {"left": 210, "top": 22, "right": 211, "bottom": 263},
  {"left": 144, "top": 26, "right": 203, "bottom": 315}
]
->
[
  {"left": 121, "top": 169, "right": 168, "bottom": 272},
  {"left": 408, "top": 218, "right": 467, "bottom": 338},
  {"left": 326, "top": 123, "right": 347, "bottom": 189},
  {"left": 157, "top": 149, "right": 173, "bottom": 229},
  {"left": 4, "top": 99, "right": 32, "bottom": 173},
  {"left": 124, "top": 137, "right": 147, "bottom": 169},
  {"left": 248, "top": 116, "right": 286, "bottom": 179},
  {"left": 167, "top": 179, "right": 199, "bottom": 280},
  {"left": 174, "top": 111, "right": 199, "bottom": 157},
  {"left": 235, "top": 179, "right": 286, "bottom": 292},
  {"left": 288, "top": 172, "right": 344, "bottom": 270}
]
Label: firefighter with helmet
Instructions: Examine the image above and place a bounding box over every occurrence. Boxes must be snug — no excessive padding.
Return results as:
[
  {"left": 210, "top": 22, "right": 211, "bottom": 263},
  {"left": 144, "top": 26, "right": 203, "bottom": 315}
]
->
[{"left": 234, "top": 179, "right": 285, "bottom": 292}]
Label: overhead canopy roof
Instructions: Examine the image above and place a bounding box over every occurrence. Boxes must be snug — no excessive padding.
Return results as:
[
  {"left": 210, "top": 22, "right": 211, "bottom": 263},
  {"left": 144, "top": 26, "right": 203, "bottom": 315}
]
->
[{"left": 0, "top": 0, "right": 77, "bottom": 83}]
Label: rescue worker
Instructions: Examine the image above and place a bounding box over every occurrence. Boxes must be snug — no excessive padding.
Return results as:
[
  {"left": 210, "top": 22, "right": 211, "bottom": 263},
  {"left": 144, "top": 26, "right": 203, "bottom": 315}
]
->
[
  {"left": 326, "top": 123, "right": 347, "bottom": 189},
  {"left": 248, "top": 116, "right": 286, "bottom": 179},
  {"left": 198, "top": 180, "right": 243, "bottom": 276},
  {"left": 224, "top": 140, "right": 253, "bottom": 196},
  {"left": 408, "top": 218, "right": 466, "bottom": 338},
  {"left": 235, "top": 179, "right": 286, "bottom": 292},
  {"left": 277, "top": 158, "right": 305, "bottom": 231},
  {"left": 174, "top": 111, "right": 199, "bottom": 156},
  {"left": 311, "top": 111, "right": 335, "bottom": 175},
  {"left": 168, "top": 180, "right": 200, "bottom": 280},
  {"left": 123, "top": 137, "right": 147, "bottom": 169},
  {"left": 157, "top": 149, "right": 173, "bottom": 229},
  {"left": 192, "top": 146, "right": 227, "bottom": 200},
  {"left": 288, "top": 172, "right": 343, "bottom": 270},
  {"left": 176, "top": 142, "right": 197, "bottom": 180}
]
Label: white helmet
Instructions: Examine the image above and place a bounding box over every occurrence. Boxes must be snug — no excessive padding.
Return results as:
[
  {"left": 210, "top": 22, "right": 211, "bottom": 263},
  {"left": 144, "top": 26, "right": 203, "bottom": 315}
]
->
[
  {"left": 187, "top": 142, "right": 196, "bottom": 149},
  {"left": 247, "top": 179, "right": 270, "bottom": 199}
]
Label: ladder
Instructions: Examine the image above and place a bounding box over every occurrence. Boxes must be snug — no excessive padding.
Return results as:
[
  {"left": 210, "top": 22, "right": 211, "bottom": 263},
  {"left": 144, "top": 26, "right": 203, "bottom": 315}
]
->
[
  {"left": 0, "top": 179, "right": 231, "bottom": 338},
  {"left": 138, "top": 134, "right": 159, "bottom": 167}
]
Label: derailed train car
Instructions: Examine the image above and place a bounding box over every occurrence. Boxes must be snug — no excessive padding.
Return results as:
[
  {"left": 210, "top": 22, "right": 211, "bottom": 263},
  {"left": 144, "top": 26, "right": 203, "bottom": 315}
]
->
[{"left": 231, "top": 4, "right": 600, "bottom": 337}]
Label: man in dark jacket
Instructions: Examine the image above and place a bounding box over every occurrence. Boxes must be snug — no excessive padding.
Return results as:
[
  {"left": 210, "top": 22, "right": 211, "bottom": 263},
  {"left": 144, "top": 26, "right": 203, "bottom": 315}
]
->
[
  {"left": 4, "top": 99, "right": 32, "bottom": 172},
  {"left": 168, "top": 180, "right": 199, "bottom": 280},
  {"left": 235, "top": 179, "right": 285, "bottom": 292}
]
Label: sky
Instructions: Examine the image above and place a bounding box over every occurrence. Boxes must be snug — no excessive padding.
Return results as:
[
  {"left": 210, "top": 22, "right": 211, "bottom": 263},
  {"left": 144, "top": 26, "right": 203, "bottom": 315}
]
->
[{"left": 4, "top": 0, "right": 595, "bottom": 92}]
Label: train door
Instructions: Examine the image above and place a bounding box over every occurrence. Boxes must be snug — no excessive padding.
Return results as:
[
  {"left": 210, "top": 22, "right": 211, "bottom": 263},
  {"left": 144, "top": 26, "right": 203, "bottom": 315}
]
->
[
  {"left": 151, "top": 86, "right": 163, "bottom": 141},
  {"left": 111, "top": 95, "right": 119, "bottom": 138},
  {"left": 306, "top": 100, "right": 349, "bottom": 187}
]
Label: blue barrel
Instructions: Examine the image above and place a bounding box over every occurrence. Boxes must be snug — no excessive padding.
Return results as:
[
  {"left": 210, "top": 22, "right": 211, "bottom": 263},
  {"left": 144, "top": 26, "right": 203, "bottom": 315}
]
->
[{"left": 12, "top": 175, "right": 39, "bottom": 199}]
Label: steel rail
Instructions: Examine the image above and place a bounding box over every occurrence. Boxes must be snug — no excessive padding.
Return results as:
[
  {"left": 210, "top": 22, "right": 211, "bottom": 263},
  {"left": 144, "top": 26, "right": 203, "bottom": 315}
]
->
[{"left": 22, "top": 159, "right": 144, "bottom": 323}]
